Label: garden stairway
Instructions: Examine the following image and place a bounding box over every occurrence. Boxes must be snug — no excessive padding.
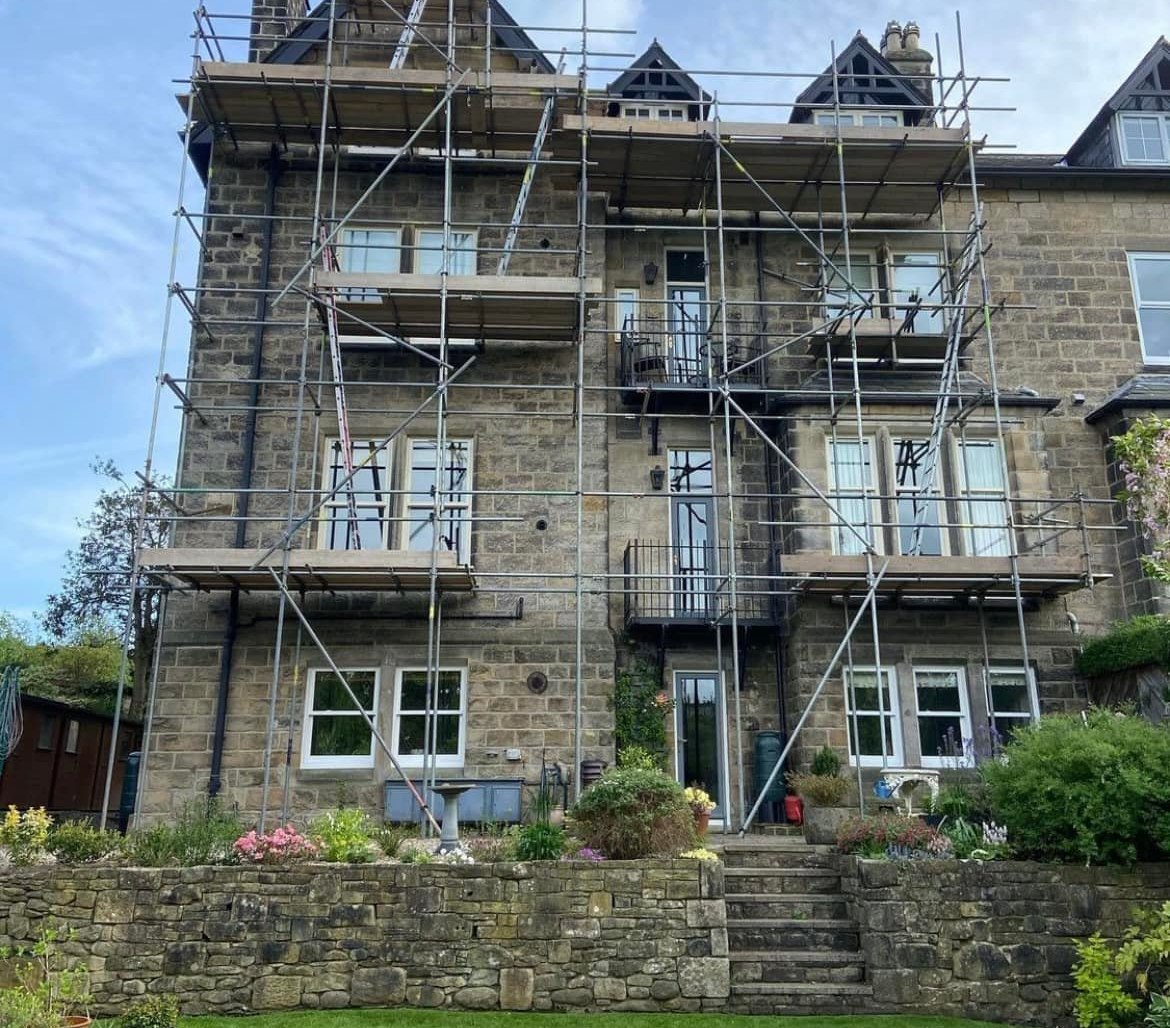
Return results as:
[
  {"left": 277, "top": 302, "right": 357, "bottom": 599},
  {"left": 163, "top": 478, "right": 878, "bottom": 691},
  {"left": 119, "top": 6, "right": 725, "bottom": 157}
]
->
[{"left": 719, "top": 837, "right": 873, "bottom": 1014}]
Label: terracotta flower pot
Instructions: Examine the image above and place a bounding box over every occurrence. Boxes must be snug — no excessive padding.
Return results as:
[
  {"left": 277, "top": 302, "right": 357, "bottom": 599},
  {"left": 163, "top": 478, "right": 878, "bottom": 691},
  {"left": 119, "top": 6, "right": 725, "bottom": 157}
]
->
[
  {"left": 694, "top": 810, "right": 711, "bottom": 836},
  {"left": 60, "top": 1017, "right": 93, "bottom": 1028}
]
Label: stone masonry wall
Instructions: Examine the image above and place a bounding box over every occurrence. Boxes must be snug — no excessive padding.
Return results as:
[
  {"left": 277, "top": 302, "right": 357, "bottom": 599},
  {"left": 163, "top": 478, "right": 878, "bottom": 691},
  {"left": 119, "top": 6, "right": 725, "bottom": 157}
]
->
[
  {"left": 841, "top": 856, "right": 1170, "bottom": 1028},
  {"left": 0, "top": 860, "right": 728, "bottom": 1018}
]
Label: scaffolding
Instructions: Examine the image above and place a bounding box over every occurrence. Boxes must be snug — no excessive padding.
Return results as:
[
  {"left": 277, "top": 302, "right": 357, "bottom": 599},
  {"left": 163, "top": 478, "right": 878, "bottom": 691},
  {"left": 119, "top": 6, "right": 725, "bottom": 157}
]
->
[{"left": 104, "top": 1, "right": 1125, "bottom": 833}]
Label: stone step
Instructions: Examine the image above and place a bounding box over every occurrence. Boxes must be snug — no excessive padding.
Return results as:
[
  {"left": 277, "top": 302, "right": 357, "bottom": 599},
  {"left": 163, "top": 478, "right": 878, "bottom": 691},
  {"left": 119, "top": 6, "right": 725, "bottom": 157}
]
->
[
  {"left": 726, "top": 892, "right": 848, "bottom": 920},
  {"left": 719, "top": 844, "right": 837, "bottom": 870},
  {"left": 724, "top": 866, "right": 844, "bottom": 895},
  {"left": 727, "top": 981, "right": 876, "bottom": 1015},
  {"left": 727, "top": 917, "right": 861, "bottom": 952},
  {"left": 729, "top": 949, "right": 866, "bottom": 984}
]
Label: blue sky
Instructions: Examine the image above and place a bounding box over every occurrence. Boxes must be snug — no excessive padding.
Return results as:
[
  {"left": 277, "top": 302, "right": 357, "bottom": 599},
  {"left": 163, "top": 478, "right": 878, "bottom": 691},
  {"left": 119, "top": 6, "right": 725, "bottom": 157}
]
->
[{"left": 0, "top": 0, "right": 1165, "bottom": 625}]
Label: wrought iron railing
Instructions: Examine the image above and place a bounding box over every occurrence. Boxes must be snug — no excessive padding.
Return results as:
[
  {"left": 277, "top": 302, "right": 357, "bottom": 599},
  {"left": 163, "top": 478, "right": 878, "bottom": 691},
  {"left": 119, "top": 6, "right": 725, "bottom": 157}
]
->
[{"left": 619, "top": 314, "right": 767, "bottom": 391}]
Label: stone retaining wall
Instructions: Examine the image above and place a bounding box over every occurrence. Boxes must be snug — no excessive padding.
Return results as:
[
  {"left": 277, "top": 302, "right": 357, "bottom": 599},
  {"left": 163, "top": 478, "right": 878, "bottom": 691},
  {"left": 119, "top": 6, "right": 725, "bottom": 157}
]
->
[
  {"left": 0, "top": 859, "right": 728, "bottom": 1017},
  {"left": 841, "top": 857, "right": 1170, "bottom": 1027}
]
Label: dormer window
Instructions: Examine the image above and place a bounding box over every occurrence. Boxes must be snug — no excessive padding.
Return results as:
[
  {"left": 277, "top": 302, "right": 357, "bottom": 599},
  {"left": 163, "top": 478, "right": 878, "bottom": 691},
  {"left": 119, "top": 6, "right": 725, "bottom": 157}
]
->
[
  {"left": 621, "top": 103, "right": 687, "bottom": 121},
  {"left": 1118, "top": 113, "right": 1170, "bottom": 166},
  {"left": 814, "top": 109, "right": 904, "bottom": 128}
]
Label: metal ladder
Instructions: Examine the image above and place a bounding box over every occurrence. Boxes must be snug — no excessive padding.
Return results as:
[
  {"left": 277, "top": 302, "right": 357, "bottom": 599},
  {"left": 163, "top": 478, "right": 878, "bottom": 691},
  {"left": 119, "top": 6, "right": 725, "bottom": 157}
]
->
[
  {"left": 317, "top": 226, "right": 365, "bottom": 548},
  {"left": 497, "top": 53, "right": 566, "bottom": 274},
  {"left": 390, "top": 0, "right": 428, "bottom": 70}
]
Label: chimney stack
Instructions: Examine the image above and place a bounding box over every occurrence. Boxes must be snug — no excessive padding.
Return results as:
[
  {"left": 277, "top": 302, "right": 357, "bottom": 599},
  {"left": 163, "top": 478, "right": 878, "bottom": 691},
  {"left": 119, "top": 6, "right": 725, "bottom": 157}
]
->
[
  {"left": 880, "top": 17, "right": 933, "bottom": 110},
  {"left": 250, "top": 0, "right": 309, "bottom": 62}
]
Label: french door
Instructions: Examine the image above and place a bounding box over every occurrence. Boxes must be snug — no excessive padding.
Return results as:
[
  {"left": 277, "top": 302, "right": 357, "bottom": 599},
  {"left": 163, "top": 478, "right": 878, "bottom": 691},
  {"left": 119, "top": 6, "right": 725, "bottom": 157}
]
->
[
  {"left": 669, "top": 449, "right": 714, "bottom": 617},
  {"left": 675, "top": 672, "right": 726, "bottom": 820}
]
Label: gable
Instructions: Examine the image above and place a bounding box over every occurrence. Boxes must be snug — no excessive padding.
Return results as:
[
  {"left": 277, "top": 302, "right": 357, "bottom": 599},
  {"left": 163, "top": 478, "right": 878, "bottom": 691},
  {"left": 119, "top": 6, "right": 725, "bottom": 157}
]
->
[
  {"left": 1067, "top": 37, "right": 1170, "bottom": 166},
  {"left": 605, "top": 42, "right": 710, "bottom": 119},
  {"left": 790, "top": 34, "right": 929, "bottom": 124}
]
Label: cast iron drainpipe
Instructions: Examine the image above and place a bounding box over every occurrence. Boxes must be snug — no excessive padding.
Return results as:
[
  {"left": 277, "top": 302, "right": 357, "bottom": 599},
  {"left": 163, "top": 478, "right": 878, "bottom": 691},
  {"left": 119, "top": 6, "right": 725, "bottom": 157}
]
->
[{"left": 208, "top": 146, "right": 282, "bottom": 799}]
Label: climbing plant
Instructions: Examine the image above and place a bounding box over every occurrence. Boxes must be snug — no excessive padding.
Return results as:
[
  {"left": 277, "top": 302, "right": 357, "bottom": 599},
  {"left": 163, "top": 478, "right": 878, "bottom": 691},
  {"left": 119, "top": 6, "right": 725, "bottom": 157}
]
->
[
  {"left": 611, "top": 661, "right": 674, "bottom": 769},
  {"left": 1113, "top": 416, "right": 1170, "bottom": 581}
]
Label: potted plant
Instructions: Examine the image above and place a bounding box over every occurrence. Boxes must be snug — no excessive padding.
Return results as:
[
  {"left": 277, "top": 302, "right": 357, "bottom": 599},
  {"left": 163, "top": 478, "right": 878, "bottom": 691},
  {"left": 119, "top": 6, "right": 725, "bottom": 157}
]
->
[
  {"left": 787, "top": 746, "right": 851, "bottom": 845},
  {"left": 684, "top": 786, "right": 717, "bottom": 835},
  {"left": 0, "top": 925, "right": 93, "bottom": 1028}
]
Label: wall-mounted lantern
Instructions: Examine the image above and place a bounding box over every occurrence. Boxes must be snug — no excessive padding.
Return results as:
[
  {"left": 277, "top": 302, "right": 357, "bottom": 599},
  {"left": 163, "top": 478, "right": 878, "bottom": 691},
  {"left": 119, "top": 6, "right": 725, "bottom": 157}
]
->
[
  {"left": 643, "top": 261, "right": 659, "bottom": 286},
  {"left": 650, "top": 465, "right": 666, "bottom": 490}
]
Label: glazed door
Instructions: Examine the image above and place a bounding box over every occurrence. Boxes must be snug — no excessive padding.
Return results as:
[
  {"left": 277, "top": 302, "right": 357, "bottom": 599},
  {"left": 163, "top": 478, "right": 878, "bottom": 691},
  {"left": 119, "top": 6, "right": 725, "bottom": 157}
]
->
[
  {"left": 667, "top": 285, "right": 707, "bottom": 383},
  {"left": 675, "top": 672, "right": 726, "bottom": 820}
]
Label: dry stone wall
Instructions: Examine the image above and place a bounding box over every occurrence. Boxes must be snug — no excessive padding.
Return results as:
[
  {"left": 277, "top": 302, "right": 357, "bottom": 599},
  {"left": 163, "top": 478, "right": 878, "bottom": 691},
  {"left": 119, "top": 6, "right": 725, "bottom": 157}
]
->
[{"left": 0, "top": 859, "right": 728, "bottom": 1018}]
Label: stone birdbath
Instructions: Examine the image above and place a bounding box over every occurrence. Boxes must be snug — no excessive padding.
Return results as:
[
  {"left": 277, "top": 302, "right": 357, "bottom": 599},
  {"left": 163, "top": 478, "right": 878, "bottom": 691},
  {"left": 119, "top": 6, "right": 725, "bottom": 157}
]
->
[{"left": 431, "top": 780, "right": 478, "bottom": 853}]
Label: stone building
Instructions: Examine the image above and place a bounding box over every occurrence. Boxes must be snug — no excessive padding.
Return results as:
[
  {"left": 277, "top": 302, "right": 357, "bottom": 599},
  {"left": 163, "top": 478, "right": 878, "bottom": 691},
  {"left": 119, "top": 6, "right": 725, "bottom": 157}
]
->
[{"left": 133, "top": 3, "right": 1170, "bottom": 829}]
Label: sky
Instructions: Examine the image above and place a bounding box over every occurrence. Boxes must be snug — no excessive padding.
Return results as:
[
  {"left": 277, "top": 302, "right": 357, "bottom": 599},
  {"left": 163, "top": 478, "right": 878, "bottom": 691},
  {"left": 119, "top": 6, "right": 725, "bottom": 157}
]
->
[{"left": 0, "top": 0, "right": 1165, "bottom": 626}]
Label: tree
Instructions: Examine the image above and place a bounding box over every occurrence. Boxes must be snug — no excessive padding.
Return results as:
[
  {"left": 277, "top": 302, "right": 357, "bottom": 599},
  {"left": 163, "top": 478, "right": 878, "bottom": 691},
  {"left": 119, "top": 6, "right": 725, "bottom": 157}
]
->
[
  {"left": 0, "top": 614, "right": 124, "bottom": 714},
  {"left": 1114, "top": 416, "right": 1170, "bottom": 582},
  {"left": 42, "top": 460, "right": 169, "bottom": 722}
]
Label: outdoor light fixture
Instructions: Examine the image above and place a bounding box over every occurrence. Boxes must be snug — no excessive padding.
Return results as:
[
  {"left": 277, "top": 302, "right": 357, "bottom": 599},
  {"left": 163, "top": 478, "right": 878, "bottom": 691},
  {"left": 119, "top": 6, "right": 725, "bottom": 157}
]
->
[
  {"left": 643, "top": 261, "right": 659, "bottom": 286},
  {"left": 650, "top": 465, "right": 666, "bottom": 490}
]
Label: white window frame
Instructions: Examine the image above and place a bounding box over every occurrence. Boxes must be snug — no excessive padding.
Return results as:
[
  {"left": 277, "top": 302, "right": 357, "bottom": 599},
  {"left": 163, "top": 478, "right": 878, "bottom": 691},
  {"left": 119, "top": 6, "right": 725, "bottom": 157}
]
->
[
  {"left": 814, "top": 108, "right": 904, "bottom": 127},
  {"left": 826, "top": 437, "right": 882, "bottom": 555},
  {"left": 913, "top": 665, "right": 973, "bottom": 768},
  {"left": 621, "top": 102, "right": 687, "bottom": 121},
  {"left": 956, "top": 438, "right": 1010, "bottom": 557},
  {"left": 403, "top": 437, "right": 473, "bottom": 563},
  {"left": 985, "top": 666, "right": 1039, "bottom": 743},
  {"left": 614, "top": 286, "right": 640, "bottom": 341},
  {"left": 337, "top": 226, "right": 402, "bottom": 304},
  {"left": 391, "top": 667, "right": 467, "bottom": 769},
  {"left": 1127, "top": 252, "right": 1170, "bottom": 365},
  {"left": 890, "top": 251, "right": 947, "bottom": 334},
  {"left": 822, "top": 249, "right": 879, "bottom": 323},
  {"left": 316, "top": 438, "right": 394, "bottom": 550},
  {"left": 1117, "top": 113, "right": 1170, "bottom": 167},
  {"left": 843, "top": 665, "right": 904, "bottom": 767},
  {"left": 300, "top": 668, "right": 380, "bottom": 770},
  {"left": 414, "top": 228, "right": 478, "bottom": 276},
  {"left": 890, "top": 437, "right": 948, "bottom": 557}
]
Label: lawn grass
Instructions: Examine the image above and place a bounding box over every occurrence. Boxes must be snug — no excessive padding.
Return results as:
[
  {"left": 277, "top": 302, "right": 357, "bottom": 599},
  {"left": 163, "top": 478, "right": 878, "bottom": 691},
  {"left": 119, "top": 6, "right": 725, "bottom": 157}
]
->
[{"left": 179, "top": 1010, "right": 1024, "bottom": 1028}]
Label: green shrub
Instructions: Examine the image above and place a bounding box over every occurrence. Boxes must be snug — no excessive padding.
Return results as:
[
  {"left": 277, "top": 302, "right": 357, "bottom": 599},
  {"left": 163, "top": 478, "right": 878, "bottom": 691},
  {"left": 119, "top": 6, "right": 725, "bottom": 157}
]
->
[
  {"left": 0, "top": 807, "right": 52, "bottom": 866},
  {"left": 47, "top": 821, "right": 120, "bottom": 864},
  {"left": 372, "top": 824, "right": 415, "bottom": 859},
  {"left": 616, "top": 744, "right": 663, "bottom": 771},
  {"left": 569, "top": 766, "right": 696, "bottom": 859},
  {"left": 929, "top": 782, "right": 980, "bottom": 820},
  {"left": 810, "top": 745, "right": 842, "bottom": 778},
  {"left": 1076, "top": 616, "right": 1170, "bottom": 678},
  {"left": 1074, "top": 935, "right": 1142, "bottom": 1028},
  {"left": 611, "top": 662, "right": 673, "bottom": 768},
  {"left": 0, "top": 925, "right": 91, "bottom": 1028},
  {"left": 1073, "top": 902, "right": 1170, "bottom": 1028},
  {"left": 118, "top": 994, "right": 180, "bottom": 1028},
  {"left": 121, "top": 800, "right": 243, "bottom": 867},
  {"left": 514, "top": 822, "right": 565, "bottom": 861},
  {"left": 786, "top": 771, "right": 848, "bottom": 806},
  {"left": 310, "top": 807, "right": 375, "bottom": 863},
  {"left": 980, "top": 711, "right": 1170, "bottom": 864},
  {"left": 1147, "top": 994, "right": 1170, "bottom": 1028}
]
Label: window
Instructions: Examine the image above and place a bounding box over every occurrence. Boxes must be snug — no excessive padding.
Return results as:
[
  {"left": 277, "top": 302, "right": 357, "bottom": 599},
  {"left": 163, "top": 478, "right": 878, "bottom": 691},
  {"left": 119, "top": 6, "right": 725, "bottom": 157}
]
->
[
  {"left": 814, "top": 109, "right": 903, "bottom": 127},
  {"left": 36, "top": 715, "right": 56, "bottom": 751},
  {"left": 621, "top": 103, "right": 686, "bottom": 121},
  {"left": 892, "top": 438, "right": 945, "bottom": 556},
  {"left": 338, "top": 227, "right": 401, "bottom": 302},
  {"left": 301, "top": 669, "right": 379, "bottom": 770},
  {"left": 1118, "top": 113, "right": 1169, "bottom": 166},
  {"left": 844, "top": 666, "right": 903, "bottom": 766},
  {"left": 891, "top": 253, "right": 945, "bottom": 333},
  {"left": 415, "top": 229, "right": 477, "bottom": 276},
  {"left": 404, "top": 439, "right": 473, "bottom": 562},
  {"left": 392, "top": 668, "right": 466, "bottom": 768},
  {"left": 318, "top": 439, "right": 393, "bottom": 550},
  {"left": 1127, "top": 252, "right": 1170, "bottom": 363},
  {"left": 827, "top": 438, "right": 879, "bottom": 555},
  {"left": 64, "top": 720, "right": 80, "bottom": 756},
  {"left": 824, "top": 253, "right": 878, "bottom": 322},
  {"left": 986, "top": 667, "right": 1037, "bottom": 745},
  {"left": 913, "top": 666, "right": 972, "bottom": 767},
  {"left": 957, "top": 439, "right": 1010, "bottom": 556},
  {"left": 615, "top": 287, "right": 640, "bottom": 339}
]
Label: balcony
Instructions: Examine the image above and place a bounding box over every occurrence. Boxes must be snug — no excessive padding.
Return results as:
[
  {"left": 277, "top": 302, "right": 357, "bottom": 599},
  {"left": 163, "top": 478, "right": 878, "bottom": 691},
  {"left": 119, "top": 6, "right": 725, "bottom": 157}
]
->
[
  {"left": 619, "top": 314, "right": 767, "bottom": 409},
  {"left": 622, "top": 541, "right": 778, "bottom": 628}
]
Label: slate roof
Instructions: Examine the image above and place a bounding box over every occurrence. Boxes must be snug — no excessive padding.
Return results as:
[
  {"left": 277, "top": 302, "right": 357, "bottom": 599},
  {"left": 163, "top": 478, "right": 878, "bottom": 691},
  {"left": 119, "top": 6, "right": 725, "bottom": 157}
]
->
[{"left": 1085, "top": 374, "right": 1170, "bottom": 424}]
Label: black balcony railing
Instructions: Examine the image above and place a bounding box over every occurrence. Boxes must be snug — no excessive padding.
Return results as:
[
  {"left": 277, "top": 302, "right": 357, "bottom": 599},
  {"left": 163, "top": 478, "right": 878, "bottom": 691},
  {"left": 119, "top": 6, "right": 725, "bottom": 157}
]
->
[
  {"left": 622, "top": 540, "right": 777, "bottom": 627},
  {"left": 619, "top": 315, "right": 767, "bottom": 392}
]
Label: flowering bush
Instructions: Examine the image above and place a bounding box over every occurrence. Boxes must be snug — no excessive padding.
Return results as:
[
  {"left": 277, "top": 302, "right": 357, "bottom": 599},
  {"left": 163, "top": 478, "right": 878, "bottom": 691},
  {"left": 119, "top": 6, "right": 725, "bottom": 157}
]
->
[
  {"left": 0, "top": 807, "right": 52, "bottom": 866},
  {"left": 566, "top": 846, "right": 605, "bottom": 862},
  {"left": 680, "top": 847, "right": 720, "bottom": 862},
  {"left": 836, "top": 815, "right": 949, "bottom": 858},
  {"left": 1114, "top": 416, "right": 1170, "bottom": 581},
  {"left": 684, "top": 787, "right": 716, "bottom": 815},
  {"left": 233, "top": 824, "right": 317, "bottom": 865}
]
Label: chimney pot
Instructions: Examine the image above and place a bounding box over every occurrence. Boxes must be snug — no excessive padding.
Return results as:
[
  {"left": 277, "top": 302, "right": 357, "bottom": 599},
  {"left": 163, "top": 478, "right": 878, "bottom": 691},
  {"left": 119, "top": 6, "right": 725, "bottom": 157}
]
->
[
  {"left": 902, "top": 21, "right": 921, "bottom": 51},
  {"left": 882, "top": 20, "right": 903, "bottom": 55}
]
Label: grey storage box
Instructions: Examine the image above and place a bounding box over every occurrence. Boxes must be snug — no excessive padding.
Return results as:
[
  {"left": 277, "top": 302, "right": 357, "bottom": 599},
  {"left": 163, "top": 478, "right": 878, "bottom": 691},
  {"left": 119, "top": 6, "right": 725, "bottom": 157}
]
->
[{"left": 384, "top": 778, "right": 525, "bottom": 824}]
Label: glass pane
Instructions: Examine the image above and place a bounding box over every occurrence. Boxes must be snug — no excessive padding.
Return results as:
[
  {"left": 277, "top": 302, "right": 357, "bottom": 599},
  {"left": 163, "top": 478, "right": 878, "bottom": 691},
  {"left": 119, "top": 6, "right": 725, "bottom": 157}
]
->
[
  {"left": 918, "top": 715, "right": 964, "bottom": 759},
  {"left": 849, "top": 714, "right": 896, "bottom": 757},
  {"left": 313, "top": 671, "right": 375, "bottom": 712},
  {"left": 1123, "top": 116, "right": 1166, "bottom": 162},
  {"left": 397, "top": 714, "right": 460, "bottom": 757},
  {"left": 830, "top": 441, "right": 874, "bottom": 554},
  {"left": 1139, "top": 307, "right": 1170, "bottom": 360},
  {"left": 846, "top": 669, "right": 893, "bottom": 713},
  {"left": 677, "top": 675, "right": 722, "bottom": 815},
  {"left": 915, "top": 671, "right": 960, "bottom": 712},
  {"left": 310, "top": 714, "right": 371, "bottom": 757},
  {"left": 990, "top": 677, "right": 1031, "bottom": 714},
  {"left": 966, "top": 499, "right": 1009, "bottom": 556},
  {"left": 893, "top": 438, "right": 943, "bottom": 556},
  {"left": 825, "top": 257, "right": 876, "bottom": 318},
  {"left": 399, "top": 671, "right": 428, "bottom": 711},
  {"left": 1135, "top": 257, "right": 1170, "bottom": 302},
  {"left": 994, "top": 715, "right": 1030, "bottom": 744},
  {"left": 669, "top": 450, "right": 713, "bottom": 494},
  {"left": 416, "top": 231, "right": 476, "bottom": 275},
  {"left": 436, "top": 671, "right": 463, "bottom": 709},
  {"left": 892, "top": 253, "right": 945, "bottom": 333},
  {"left": 341, "top": 229, "right": 401, "bottom": 274}
]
